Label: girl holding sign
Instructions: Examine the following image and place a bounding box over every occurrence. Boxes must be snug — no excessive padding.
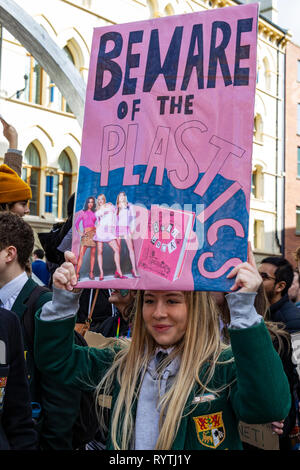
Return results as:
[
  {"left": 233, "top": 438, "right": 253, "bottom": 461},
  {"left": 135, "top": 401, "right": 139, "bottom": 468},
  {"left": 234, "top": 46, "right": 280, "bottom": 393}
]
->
[{"left": 35, "top": 247, "right": 291, "bottom": 450}]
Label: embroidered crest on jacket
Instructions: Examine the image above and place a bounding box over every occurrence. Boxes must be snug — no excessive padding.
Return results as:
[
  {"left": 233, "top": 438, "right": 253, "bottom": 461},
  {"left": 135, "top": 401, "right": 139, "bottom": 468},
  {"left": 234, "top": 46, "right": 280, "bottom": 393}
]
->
[{"left": 193, "top": 411, "right": 225, "bottom": 448}]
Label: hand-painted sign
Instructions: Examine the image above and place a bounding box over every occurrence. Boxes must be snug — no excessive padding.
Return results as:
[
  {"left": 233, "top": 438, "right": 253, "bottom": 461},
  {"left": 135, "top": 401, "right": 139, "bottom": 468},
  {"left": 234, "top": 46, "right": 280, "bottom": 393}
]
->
[{"left": 72, "top": 3, "right": 258, "bottom": 291}]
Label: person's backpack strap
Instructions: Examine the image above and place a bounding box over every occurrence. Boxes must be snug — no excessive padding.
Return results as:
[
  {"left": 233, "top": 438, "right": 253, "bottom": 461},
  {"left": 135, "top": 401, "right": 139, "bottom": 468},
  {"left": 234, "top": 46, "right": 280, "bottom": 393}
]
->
[{"left": 23, "top": 285, "right": 51, "bottom": 351}]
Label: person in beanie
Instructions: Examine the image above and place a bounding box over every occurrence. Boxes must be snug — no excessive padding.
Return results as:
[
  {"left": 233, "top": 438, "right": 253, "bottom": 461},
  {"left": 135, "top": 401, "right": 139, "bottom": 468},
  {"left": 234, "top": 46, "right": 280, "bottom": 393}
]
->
[{"left": 0, "top": 164, "right": 31, "bottom": 216}]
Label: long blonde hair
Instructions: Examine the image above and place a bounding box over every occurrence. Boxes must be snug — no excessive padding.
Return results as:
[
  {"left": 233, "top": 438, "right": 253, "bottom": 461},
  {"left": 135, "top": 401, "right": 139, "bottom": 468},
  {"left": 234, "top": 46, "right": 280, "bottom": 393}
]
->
[
  {"left": 96, "top": 193, "right": 106, "bottom": 210},
  {"left": 95, "top": 290, "right": 230, "bottom": 450}
]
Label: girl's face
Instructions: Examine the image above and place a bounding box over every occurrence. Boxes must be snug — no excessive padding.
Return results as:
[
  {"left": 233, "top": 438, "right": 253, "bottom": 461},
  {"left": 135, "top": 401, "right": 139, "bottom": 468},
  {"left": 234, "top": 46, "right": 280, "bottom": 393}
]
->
[
  {"left": 118, "top": 192, "right": 126, "bottom": 204},
  {"left": 97, "top": 195, "right": 105, "bottom": 206},
  {"left": 142, "top": 291, "right": 188, "bottom": 349},
  {"left": 87, "top": 199, "right": 94, "bottom": 209},
  {"left": 11, "top": 200, "right": 30, "bottom": 217}
]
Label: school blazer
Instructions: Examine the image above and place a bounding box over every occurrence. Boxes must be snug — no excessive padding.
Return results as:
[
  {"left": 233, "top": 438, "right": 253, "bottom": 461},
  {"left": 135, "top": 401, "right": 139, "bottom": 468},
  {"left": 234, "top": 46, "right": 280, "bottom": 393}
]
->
[
  {"left": 0, "top": 307, "right": 37, "bottom": 449},
  {"left": 35, "top": 314, "right": 291, "bottom": 450},
  {"left": 12, "top": 278, "right": 82, "bottom": 450}
]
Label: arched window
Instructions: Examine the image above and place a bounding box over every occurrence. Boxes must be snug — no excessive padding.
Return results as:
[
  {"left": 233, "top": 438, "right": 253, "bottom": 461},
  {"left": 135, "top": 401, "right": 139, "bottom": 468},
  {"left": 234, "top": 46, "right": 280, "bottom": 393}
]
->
[
  {"left": 49, "top": 46, "right": 75, "bottom": 113},
  {"left": 22, "top": 54, "right": 44, "bottom": 105},
  {"left": 22, "top": 143, "right": 41, "bottom": 215},
  {"left": 45, "top": 151, "right": 72, "bottom": 219},
  {"left": 61, "top": 46, "right": 74, "bottom": 113},
  {"left": 254, "top": 114, "right": 264, "bottom": 142},
  {"left": 251, "top": 165, "right": 264, "bottom": 199},
  {"left": 253, "top": 219, "right": 265, "bottom": 250},
  {"left": 58, "top": 150, "right": 72, "bottom": 219},
  {"left": 164, "top": 3, "right": 175, "bottom": 15},
  {"left": 263, "top": 57, "right": 271, "bottom": 91}
]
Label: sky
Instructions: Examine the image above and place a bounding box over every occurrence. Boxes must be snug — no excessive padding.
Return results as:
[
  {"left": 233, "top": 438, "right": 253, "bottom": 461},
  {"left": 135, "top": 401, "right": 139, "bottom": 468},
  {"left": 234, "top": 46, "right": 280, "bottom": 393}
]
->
[{"left": 277, "top": 0, "right": 300, "bottom": 45}]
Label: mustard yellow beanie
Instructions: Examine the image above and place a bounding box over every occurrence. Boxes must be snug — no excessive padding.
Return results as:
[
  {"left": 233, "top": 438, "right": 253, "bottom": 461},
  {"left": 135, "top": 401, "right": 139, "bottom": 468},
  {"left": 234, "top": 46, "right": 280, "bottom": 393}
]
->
[{"left": 0, "top": 164, "right": 32, "bottom": 203}]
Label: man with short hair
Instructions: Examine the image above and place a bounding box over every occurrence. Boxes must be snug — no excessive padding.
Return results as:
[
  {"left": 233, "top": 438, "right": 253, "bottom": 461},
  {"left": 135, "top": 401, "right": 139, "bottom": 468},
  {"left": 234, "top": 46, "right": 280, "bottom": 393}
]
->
[
  {"left": 0, "top": 211, "right": 82, "bottom": 450},
  {"left": 32, "top": 249, "right": 50, "bottom": 286},
  {"left": 259, "top": 256, "right": 300, "bottom": 333}
]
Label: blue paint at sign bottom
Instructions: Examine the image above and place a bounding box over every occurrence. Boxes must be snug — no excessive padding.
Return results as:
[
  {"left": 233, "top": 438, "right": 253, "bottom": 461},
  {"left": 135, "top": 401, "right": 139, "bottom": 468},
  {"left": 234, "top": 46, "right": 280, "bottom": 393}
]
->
[{"left": 75, "top": 165, "right": 249, "bottom": 291}]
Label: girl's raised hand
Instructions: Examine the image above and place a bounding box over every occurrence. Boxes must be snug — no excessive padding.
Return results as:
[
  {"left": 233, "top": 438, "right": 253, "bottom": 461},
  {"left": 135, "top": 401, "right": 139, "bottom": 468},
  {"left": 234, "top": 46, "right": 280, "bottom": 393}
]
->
[
  {"left": 227, "top": 242, "right": 262, "bottom": 293},
  {"left": 52, "top": 251, "right": 78, "bottom": 291}
]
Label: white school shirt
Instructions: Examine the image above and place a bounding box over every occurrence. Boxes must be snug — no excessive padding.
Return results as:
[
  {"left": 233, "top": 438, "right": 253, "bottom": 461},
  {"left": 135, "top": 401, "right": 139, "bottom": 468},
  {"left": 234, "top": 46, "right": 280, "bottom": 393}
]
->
[{"left": 0, "top": 272, "right": 28, "bottom": 311}]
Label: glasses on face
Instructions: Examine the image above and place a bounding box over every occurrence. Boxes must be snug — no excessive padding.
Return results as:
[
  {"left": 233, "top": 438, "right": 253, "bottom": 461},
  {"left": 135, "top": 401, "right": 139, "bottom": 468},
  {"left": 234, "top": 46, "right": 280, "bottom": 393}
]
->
[
  {"left": 120, "top": 289, "right": 129, "bottom": 297},
  {"left": 260, "top": 272, "right": 276, "bottom": 281}
]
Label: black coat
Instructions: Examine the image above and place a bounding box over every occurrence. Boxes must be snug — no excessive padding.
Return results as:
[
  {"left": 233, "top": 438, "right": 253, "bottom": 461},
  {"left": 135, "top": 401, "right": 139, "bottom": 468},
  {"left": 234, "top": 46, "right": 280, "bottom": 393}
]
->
[
  {"left": 270, "top": 294, "right": 300, "bottom": 333},
  {"left": 0, "top": 307, "right": 37, "bottom": 449},
  {"left": 269, "top": 295, "right": 300, "bottom": 448},
  {"left": 95, "top": 312, "right": 130, "bottom": 338}
]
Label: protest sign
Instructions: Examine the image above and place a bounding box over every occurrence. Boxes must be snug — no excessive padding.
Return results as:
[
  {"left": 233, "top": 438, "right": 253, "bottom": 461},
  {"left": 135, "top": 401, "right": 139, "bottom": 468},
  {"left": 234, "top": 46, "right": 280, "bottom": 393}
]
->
[
  {"left": 72, "top": 3, "right": 258, "bottom": 291},
  {"left": 238, "top": 422, "right": 279, "bottom": 450}
]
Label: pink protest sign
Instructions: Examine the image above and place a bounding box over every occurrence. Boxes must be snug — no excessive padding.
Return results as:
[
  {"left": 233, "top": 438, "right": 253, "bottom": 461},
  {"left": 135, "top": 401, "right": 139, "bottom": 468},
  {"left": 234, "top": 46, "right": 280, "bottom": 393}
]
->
[{"left": 72, "top": 3, "right": 258, "bottom": 291}]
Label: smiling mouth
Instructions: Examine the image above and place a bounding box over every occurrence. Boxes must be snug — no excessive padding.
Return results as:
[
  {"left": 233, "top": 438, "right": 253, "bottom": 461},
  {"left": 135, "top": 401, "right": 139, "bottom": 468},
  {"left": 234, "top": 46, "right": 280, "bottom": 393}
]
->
[{"left": 153, "top": 325, "right": 172, "bottom": 332}]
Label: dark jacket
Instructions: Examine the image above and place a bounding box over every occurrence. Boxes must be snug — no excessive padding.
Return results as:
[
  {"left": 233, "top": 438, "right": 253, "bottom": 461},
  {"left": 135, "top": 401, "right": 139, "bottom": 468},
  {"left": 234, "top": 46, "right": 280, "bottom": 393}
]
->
[
  {"left": 269, "top": 295, "right": 300, "bottom": 448},
  {"left": 77, "top": 289, "right": 113, "bottom": 328},
  {"left": 32, "top": 259, "right": 50, "bottom": 286},
  {"left": 11, "top": 278, "right": 82, "bottom": 450},
  {"left": 0, "top": 307, "right": 37, "bottom": 449},
  {"left": 270, "top": 294, "right": 300, "bottom": 334},
  {"left": 96, "top": 310, "right": 130, "bottom": 338}
]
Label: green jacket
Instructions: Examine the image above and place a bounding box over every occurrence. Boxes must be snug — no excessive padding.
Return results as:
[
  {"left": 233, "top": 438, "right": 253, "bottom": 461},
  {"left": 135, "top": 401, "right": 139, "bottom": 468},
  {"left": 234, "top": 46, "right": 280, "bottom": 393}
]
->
[
  {"left": 34, "top": 313, "right": 291, "bottom": 450},
  {"left": 12, "top": 278, "right": 82, "bottom": 450}
]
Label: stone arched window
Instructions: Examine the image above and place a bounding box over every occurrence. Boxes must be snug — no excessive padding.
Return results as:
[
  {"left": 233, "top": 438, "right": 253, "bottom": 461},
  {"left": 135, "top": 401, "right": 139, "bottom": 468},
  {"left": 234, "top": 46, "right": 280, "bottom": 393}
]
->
[
  {"left": 57, "top": 150, "right": 72, "bottom": 219},
  {"left": 164, "top": 3, "right": 175, "bottom": 15},
  {"left": 61, "top": 46, "right": 75, "bottom": 113},
  {"left": 263, "top": 57, "right": 271, "bottom": 91},
  {"left": 254, "top": 114, "right": 264, "bottom": 142},
  {"left": 49, "top": 44, "right": 78, "bottom": 114},
  {"left": 253, "top": 219, "right": 265, "bottom": 250},
  {"left": 21, "top": 54, "right": 44, "bottom": 105},
  {"left": 22, "top": 143, "right": 41, "bottom": 215},
  {"left": 45, "top": 150, "right": 72, "bottom": 219},
  {"left": 251, "top": 164, "right": 264, "bottom": 200}
]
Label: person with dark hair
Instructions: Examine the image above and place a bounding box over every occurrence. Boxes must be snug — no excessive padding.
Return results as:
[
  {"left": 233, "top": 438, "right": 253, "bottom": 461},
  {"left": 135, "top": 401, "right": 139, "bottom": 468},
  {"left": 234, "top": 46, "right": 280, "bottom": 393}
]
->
[
  {"left": 95, "top": 289, "right": 136, "bottom": 338},
  {"left": 32, "top": 249, "right": 50, "bottom": 286},
  {"left": 74, "top": 196, "right": 97, "bottom": 280},
  {"left": 259, "top": 256, "right": 300, "bottom": 333},
  {"left": 0, "top": 211, "right": 82, "bottom": 450},
  {"left": 0, "top": 306, "right": 37, "bottom": 449}
]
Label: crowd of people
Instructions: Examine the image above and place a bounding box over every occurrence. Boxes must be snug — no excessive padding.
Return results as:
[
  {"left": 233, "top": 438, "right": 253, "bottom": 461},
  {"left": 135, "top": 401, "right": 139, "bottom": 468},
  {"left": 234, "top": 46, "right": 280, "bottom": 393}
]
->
[{"left": 1, "top": 119, "right": 300, "bottom": 451}]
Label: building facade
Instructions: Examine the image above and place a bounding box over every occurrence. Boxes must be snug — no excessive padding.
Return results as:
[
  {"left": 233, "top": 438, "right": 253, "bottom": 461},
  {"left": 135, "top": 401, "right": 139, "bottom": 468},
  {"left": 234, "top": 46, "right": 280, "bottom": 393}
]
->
[
  {"left": 284, "top": 40, "right": 300, "bottom": 266},
  {"left": 0, "top": 0, "right": 289, "bottom": 263}
]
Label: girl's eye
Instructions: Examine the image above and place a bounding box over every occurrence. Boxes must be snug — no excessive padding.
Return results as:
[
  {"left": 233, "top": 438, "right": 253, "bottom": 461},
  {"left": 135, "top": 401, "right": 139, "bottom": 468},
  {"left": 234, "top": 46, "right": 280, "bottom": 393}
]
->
[{"left": 144, "top": 299, "right": 153, "bottom": 304}]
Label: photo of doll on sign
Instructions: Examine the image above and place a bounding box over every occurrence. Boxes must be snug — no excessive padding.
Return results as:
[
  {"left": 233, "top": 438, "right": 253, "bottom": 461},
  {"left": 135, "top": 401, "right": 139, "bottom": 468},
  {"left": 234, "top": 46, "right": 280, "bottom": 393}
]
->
[{"left": 73, "top": 191, "right": 139, "bottom": 282}]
